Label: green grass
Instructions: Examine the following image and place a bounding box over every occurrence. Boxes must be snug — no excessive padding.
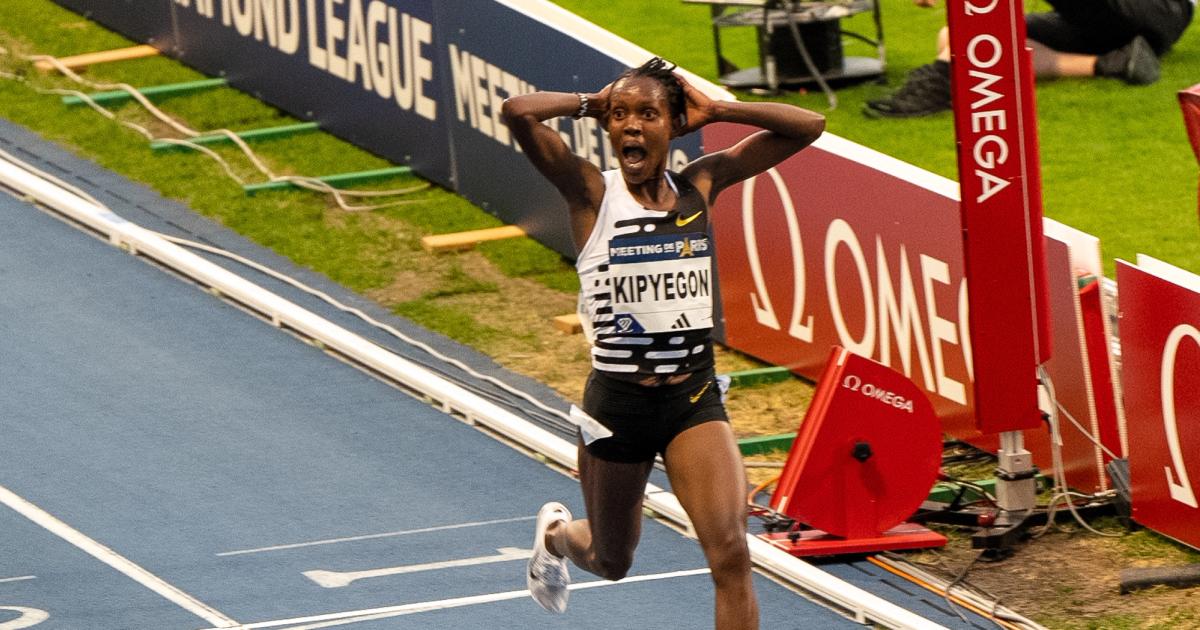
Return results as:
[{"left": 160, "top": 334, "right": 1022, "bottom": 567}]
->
[
  {"left": 553, "top": 0, "right": 1200, "bottom": 277},
  {"left": 1119, "top": 525, "right": 1200, "bottom": 562},
  {"left": 391, "top": 299, "right": 506, "bottom": 347},
  {"left": 479, "top": 238, "right": 582, "bottom": 292},
  {"left": 1041, "top": 605, "right": 1200, "bottom": 630},
  {"left": 423, "top": 262, "right": 500, "bottom": 299}
]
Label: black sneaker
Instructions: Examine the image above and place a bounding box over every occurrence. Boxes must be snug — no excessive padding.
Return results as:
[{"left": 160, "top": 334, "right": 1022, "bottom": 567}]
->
[
  {"left": 1095, "top": 36, "right": 1160, "bottom": 85},
  {"left": 864, "top": 61, "right": 952, "bottom": 118}
]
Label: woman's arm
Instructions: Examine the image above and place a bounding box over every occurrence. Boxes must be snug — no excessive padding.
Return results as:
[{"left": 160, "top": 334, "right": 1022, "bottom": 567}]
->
[
  {"left": 500, "top": 89, "right": 608, "bottom": 214},
  {"left": 677, "top": 77, "right": 825, "bottom": 203}
]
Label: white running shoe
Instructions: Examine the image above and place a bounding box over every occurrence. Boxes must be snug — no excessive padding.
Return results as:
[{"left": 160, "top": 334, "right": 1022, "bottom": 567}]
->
[{"left": 527, "top": 501, "right": 572, "bottom": 613}]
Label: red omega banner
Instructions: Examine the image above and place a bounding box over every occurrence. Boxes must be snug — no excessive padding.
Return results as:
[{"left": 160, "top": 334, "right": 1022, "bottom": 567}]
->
[
  {"left": 706, "top": 123, "right": 1115, "bottom": 489},
  {"left": 706, "top": 123, "right": 977, "bottom": 438},
  {"left": 1116, "top": 259, "right": 1200, "bottom": 550},
  {"left": 947, "top": 0, "right": 1049, "bottom": 433}
]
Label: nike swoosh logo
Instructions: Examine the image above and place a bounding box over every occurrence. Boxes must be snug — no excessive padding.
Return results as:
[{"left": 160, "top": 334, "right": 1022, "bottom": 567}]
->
[
  {"left": 675, "top": 211, "right": 703, "bottom": 227},
  {"left": 689, "top": 381, "right": 711, "bottom": 404}
]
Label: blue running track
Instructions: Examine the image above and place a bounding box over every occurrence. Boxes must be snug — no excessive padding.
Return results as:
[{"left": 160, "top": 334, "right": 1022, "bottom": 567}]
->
[
  {"left": 0, "top": 119, "right": 999, "bottom": 629},
  {"left": 0, "top": 173, "right": 865, "bottom": 629}
]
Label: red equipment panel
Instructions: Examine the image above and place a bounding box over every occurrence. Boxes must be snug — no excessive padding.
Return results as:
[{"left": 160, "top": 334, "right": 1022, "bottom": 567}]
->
[
  {"left": 770, "top": 346, "right": 942, "bottom": 539},
  {"left": 1180, "top": 85, "right": 1200, "bottom": 163},
  {"left": 759, "top": 523, "right": 946, "bottom": 557},
  {"left": 1116, "top": 261, "right": 1200, "bottom": 550},
  {"left": 1078, "top": 278, "right": 1124, "bottom": 465},
  {"left": 1033, "top": 237, "right": 1105, "bottom": 492},
  {"left": 1181, "top": 84, "right": 1200, "bottom": 221}
]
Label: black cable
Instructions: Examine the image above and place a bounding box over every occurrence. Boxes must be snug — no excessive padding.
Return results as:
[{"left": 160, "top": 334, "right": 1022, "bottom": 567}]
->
[
  {"left": 780, "top": 0, "right": 838, "bottom": 109},
  {"left": 943, "top": 551, "right": 994, "bottom": 629}
]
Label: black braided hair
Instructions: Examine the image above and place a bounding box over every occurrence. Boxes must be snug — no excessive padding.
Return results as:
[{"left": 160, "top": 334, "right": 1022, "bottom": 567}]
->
[{"left": 614, "top": 57, "right": 685, "bottom": 121}]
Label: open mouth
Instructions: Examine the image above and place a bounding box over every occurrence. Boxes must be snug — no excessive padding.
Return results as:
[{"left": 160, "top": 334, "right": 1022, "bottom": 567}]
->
[{"left": 621, "top": 145, "right": 647, "bottom": 166}]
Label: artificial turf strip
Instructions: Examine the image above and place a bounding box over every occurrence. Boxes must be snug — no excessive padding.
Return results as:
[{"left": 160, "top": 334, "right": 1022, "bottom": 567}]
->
[{"left": 552, "top": 0, "right": 1200, "bottom": 277}]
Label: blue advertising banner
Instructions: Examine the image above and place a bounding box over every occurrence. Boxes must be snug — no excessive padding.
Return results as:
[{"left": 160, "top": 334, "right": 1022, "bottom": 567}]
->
[
  {"left": 167, "top": 0, "right": 453, "bottom": 186},
  {"left": 52, "top": 0, "right": 176, "bottom": 49},
  {"left": 49, "top": 0, "right": 708, "bottom": 259},
  {"left": 433, "top": 0, "right": 704, "bottom": 256}
]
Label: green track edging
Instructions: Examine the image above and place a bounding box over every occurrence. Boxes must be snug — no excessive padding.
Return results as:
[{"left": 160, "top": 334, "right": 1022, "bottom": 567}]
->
[
  {"left": 722, "top": 366, "right": 793, "bottom": 387},
  {"left": 737, "top": 433, "right": 796, "bottom": 456},
  {"left": 243, "top": 166, "right": 414, "bottom": 195},
  {"left": 62, "top": 78, "right": 228, "bottom": 106}
]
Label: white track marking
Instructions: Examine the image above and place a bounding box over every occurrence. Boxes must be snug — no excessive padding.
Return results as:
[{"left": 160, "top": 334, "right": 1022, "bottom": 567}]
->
[
  {"left": 216, "top": 515, "right": 535, "bottom": 557},
  {"left": 0, "top": 484, "right": 238, "bottom": 628},
  {"left": 0, "top": 576, "right": 36, "bottom": 584},
  {"left": 0, "top": 606, "right": 49, "bottom": 629},
  {"left": 303, "top": 548, "right": 533, "bottom": 588},
  {"left": 199, "top": 568, "right": 711, "bottom": 630}
]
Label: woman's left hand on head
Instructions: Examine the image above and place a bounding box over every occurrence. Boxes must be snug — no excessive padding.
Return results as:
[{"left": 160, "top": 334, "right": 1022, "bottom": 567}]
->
[{"left": 673, "top": 73, "right": 715, "bottom": 137}]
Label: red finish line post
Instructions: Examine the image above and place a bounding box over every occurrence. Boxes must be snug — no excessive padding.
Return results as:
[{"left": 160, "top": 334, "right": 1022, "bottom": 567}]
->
[
  {"left": 948, "top": 0, "right": 1049, "bottom": 433},
  {"left": 947, "top": 1, "right": 1051, "bottom": 523}
]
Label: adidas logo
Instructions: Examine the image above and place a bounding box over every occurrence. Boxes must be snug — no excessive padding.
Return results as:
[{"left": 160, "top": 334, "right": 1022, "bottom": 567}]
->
[{"left": 670, "top": 313, "right": 692, "bottom": 329}]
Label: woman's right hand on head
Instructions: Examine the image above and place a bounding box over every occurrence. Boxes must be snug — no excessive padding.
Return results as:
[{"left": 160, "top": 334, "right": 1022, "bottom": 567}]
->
[{"left": 586, "top": 81, "right": 613, "bottom": 119}]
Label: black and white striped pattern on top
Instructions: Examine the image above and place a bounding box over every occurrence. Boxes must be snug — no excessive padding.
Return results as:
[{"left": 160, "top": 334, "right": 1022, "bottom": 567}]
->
[{"left": 576, "top": 170, "right": 715, "bottom": 377}]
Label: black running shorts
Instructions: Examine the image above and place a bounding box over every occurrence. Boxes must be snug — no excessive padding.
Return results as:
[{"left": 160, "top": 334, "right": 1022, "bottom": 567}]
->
[
  {"left": 580, "top": 369, "right": 729, "bottom": 464},
  {"left": 1029, "top": 0, "right": 1193, "bottom": 56}
]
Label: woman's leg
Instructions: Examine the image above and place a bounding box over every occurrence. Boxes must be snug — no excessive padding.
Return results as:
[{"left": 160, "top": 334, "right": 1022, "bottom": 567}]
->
[
  {"left": 1028, "top": 39, "right": 1100, "bottom": 77},
  {"left": 548, "top": 442, "right": 654, "bottom": 581},
  {"left": 664, "top": 421, "right": 758, "bottom": 630},
  {"left": 937, "top": 24, "right": 1143, "bottom": 81}
]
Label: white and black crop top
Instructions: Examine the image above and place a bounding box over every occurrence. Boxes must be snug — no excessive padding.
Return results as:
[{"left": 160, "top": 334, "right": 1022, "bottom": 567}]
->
[{"left": 575, "top": 169, "right": 715, "bottom": 376}]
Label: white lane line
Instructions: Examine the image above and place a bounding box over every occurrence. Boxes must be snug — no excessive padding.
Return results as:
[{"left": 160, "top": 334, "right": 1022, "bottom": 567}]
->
[
  {"left": 0, "top": 576, "right": 36, "bottom": 584},
  {"left": 199, "top": 568, "right": 711, "bottom": 630},
  {"left": 304, "top": 547, "right": 533, "bottom": 588},
  {"left": 0, "top": 484, "right": 239, "bottom": 628},
  {"left": 0, "top": 606, "right": 49, "bottom": 629},
  {"left": 216, "top": 515, "right": 536, "bottom": 557}
]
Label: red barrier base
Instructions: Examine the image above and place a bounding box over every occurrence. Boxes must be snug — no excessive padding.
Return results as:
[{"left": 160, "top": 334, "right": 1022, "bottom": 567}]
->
[{"left": 758, "top": 522, "right": 946, "bottom": 558}]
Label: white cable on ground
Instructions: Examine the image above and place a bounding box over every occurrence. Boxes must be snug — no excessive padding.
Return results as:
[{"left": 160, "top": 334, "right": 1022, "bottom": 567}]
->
[
  {"left": 1036, "top": 366, "right": 1123, "bottom": 539},
  {"left": 6, "top": 50, "right": 429, "bottom": 210}
]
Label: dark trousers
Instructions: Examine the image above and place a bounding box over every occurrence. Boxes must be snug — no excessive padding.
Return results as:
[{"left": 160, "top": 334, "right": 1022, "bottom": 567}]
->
[{"left": 1030, "top": 0, "right": 1194, "bottom": 55}]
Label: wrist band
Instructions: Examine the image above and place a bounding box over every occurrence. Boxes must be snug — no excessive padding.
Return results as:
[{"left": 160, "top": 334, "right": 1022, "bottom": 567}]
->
[{"left": 572, "top": 92, "right": 588, "bottom": 119}]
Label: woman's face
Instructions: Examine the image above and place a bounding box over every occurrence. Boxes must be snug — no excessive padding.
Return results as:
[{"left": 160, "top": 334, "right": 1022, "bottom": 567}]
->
[{"left": 606, "top": 76, "right": 674, "bottom": 185}]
